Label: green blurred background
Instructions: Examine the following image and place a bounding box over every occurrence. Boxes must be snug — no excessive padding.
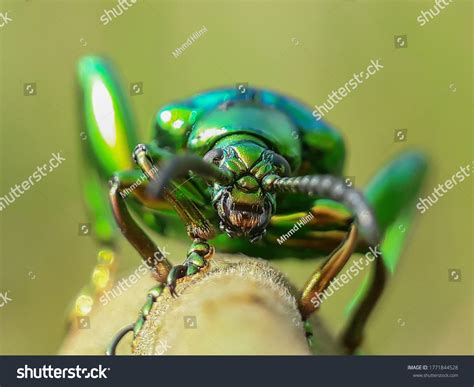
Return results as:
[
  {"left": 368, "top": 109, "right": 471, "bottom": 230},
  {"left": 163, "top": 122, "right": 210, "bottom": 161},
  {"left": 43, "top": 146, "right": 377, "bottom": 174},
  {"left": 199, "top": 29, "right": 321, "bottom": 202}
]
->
[{"left": 0, "top": 0, "right": 472, "bottom": 355}]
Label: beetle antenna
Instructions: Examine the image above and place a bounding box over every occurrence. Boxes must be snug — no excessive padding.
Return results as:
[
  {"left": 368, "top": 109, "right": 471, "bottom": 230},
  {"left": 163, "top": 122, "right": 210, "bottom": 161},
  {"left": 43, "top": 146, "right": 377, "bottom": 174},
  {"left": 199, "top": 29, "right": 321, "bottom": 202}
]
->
[
  {"left": 263, "top": 174, "right": 380, "bottom": 246},
  {"left": 265, "top": 174, "right": 388, "bottom": 354},
  {"left": 147, "top": 155, "right": 233, "bottom": 199}
]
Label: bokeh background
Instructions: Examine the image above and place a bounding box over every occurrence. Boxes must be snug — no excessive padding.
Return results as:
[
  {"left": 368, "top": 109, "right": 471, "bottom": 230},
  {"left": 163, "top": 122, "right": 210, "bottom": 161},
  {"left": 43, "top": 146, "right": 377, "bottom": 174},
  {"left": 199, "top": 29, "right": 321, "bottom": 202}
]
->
[{"left": 0, "top": 0, "right": 472, "bottom": 355}]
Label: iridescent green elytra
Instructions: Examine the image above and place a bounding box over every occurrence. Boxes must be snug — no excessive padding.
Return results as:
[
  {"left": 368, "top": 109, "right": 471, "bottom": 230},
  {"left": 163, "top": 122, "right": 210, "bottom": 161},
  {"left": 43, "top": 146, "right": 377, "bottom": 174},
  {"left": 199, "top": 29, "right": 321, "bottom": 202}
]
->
[{"left": 76, "top": 57, "right": 427, "bottom": 355}]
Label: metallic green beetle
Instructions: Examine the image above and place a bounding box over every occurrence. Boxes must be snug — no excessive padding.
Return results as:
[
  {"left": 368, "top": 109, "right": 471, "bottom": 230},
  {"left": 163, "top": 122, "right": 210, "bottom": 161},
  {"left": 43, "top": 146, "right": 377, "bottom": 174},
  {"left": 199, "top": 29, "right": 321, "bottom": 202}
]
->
[{"left": 75, "top": 56, "right": 427, "bottom": 355}]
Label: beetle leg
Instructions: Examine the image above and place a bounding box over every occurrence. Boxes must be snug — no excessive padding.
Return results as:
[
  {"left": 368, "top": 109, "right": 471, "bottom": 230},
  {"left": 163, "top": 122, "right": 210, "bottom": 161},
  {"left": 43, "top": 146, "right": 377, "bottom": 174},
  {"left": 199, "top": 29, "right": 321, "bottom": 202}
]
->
[
  {"left": 299, "top": 223, "right": 359, "bottom": 318},
  {"left": 304, "top": 320, "right": 314, "bottom": 347},
  {"left": 341, "top": 257, "right": 386, "bottom": 354},
  {"left": 109, "top": 171, "right": 172, "bottom": 282},
  {"left": 133, "top": 144, "right": 216, "bottom": 241},
  {"left": 341, "top": 152, "right": 425, "bottom": 353},
  {"left": 264, "top": 158, "right": 425, "bottom": 353},
  {"left": 265, "top": 202, "right": 386, "bottom": 354},
  {"left": 69, "top": 170, "right": 155, "bottom": 328},
  {"left": 286, "top": 220, "right": 385, "bottom": 355},
  {"left": 131, "top": 145, "right": 217, "bottom": 296},
  {"left": 106, "top": 324, "right": 134, "bottom": 356},
  {"left": 167, "top": 239, "right": 215, "bottom": 297},
  {"left": 126, "top": 239, "right": 213, "bottom": 352},
  {"left": 106, "top": 284, "right": 165, "bottom": 355}
]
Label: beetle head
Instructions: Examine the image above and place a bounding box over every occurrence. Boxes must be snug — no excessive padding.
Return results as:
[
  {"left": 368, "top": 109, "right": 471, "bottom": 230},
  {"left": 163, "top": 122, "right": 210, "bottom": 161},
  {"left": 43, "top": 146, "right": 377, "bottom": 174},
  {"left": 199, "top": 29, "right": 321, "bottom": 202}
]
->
[{"left": 204, "top": 141, "right": 291, "bottom": 242}]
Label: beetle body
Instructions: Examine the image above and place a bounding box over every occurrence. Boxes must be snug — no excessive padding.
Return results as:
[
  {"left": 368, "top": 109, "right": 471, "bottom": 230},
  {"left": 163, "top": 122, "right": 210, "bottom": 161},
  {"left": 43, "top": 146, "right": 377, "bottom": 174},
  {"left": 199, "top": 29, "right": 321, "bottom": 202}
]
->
[
  {"left": 147, "top": 87, "right": 350, "bottom": 255},
  {"left": 75, "top": 57, "right": 427, "bottom": 355}
]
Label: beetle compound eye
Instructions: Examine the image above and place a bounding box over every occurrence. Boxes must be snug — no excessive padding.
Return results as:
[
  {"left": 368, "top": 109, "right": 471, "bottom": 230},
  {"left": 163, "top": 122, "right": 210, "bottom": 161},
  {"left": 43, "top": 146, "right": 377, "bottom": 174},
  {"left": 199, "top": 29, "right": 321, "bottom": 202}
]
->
[
  {"left": 203, "top": 148, "right": 224, "bottom": 165},
  {"left": 272, "top": 153, "right": 291, "bottom": 177}
]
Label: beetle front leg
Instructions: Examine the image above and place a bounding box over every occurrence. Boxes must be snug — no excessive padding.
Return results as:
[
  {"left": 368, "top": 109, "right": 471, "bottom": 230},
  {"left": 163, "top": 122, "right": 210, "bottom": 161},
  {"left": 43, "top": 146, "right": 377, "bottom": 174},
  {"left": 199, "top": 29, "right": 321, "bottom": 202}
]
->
[
  {"left": 112, "top": 239, "right": 214, "bottom": 354},
  {"left": 133, "top": 144, "right": 216, "bottom": 241},
  {"left": 132, "top": 145, "right": 217, "bottom": 296},
  {"left": 109, "top": 171, "right": 172, "bottom": 282},
  {"left": 167, "top": 239, "right": 215, "bottom": 297},
  {"left": 129, "top": 240, "right": 214, "bottom": 349}
]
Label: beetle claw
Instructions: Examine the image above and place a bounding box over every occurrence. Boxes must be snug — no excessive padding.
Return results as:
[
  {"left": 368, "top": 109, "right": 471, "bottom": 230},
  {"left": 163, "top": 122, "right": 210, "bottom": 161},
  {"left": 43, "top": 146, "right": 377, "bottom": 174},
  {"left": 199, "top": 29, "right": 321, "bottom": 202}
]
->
[
  {"left": 168, "top": 283, "right": 178, "bottom": 298},
  {"left": 166, "top": 265, "right": 186, "bottom": 298}
]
